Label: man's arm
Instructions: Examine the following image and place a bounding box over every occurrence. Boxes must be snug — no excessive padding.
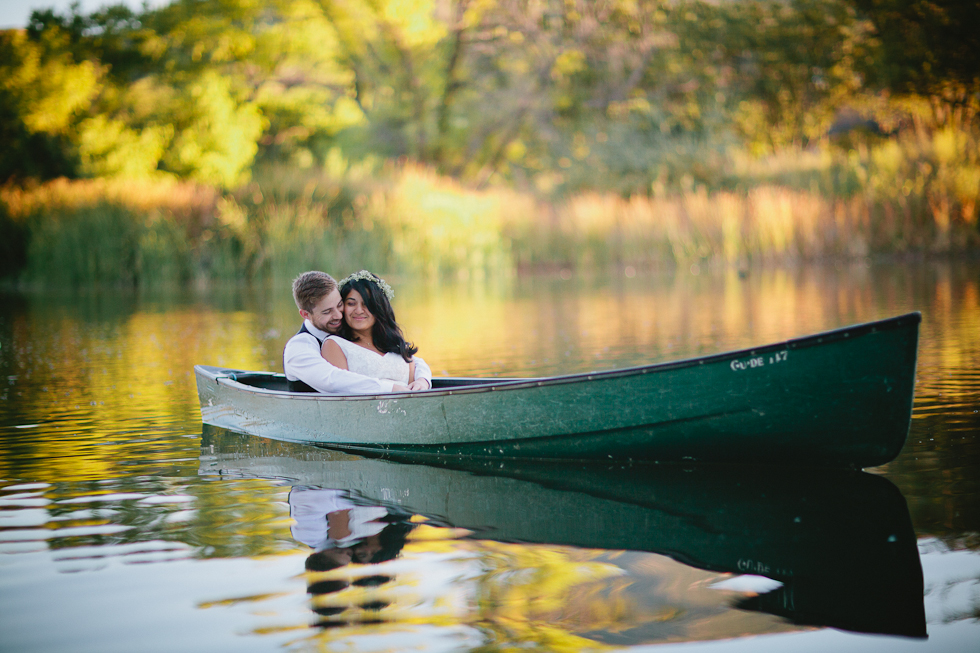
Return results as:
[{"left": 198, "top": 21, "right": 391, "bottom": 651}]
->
[{"left": 284, "top": 334, "right": 396, "bottom": 394}]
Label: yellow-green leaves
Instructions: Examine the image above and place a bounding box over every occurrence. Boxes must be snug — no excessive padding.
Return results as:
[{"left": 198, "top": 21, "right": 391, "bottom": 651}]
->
[
  {"left": 552, "top": 50, "right": 586, "bottom": 80},
  {"left": 78, "top": 116, "right": 174, "bottom": 179},
  {"left": 164, "top": 72, "right": 266, "bottom": 187},
  {"left": 0, "top": 30, "right": 101, "bottom": 135}
]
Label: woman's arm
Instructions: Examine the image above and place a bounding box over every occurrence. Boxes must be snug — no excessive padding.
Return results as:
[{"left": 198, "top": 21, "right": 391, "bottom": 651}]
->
[
  {"left": 407, "top": 354, "right": 430, "bottom": 390},
  {"left": 321, "top": 339, "right": 349, "bottom": 370},
  {"left": 411, "top": 355, "right": 431, "bottom": 389}
]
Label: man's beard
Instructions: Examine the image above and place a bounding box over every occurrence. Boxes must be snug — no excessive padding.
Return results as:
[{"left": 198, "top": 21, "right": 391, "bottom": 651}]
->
[{"left": 312, "top": 317, "right": 341, "bottom": 334}]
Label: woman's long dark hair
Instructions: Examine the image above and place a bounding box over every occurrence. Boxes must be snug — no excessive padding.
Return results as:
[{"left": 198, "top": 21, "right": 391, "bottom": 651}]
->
[{"left": 338, "top": 275, "right": 418, "bottom": 362}]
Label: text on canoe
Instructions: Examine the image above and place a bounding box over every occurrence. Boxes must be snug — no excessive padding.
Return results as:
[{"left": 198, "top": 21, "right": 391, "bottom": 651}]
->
[{"left": 730, "top": 350, "right": 788, "bottom": 372}]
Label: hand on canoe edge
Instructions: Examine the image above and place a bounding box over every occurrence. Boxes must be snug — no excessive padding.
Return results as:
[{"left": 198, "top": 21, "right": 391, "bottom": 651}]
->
[{"left": 391, "top": 379, "right": 430, "bottom": 392}]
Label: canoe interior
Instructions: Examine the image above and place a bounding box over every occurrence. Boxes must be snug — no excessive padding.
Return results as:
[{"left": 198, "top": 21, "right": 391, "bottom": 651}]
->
[{"left": 216, "top": 372, "right": 517, "bottom": 392}]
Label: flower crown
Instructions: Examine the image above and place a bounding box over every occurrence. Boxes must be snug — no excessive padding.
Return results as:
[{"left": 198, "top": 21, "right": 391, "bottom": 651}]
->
[{"left": 340, "top": 270, "right": 394, "bottom": 301}]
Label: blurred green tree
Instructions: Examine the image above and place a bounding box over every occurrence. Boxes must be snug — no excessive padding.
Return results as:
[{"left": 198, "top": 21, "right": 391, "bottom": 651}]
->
[
  {"left": 0, "top": 28, "right": 101, "bottom": 180},
  {"left": 3, "top": 0, "right": 976, "bottom": 197}
]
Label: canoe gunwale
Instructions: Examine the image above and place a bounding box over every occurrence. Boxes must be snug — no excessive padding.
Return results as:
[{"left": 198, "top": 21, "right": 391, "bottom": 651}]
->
[{"left": 196, "top": 311, "right": 921, "bottom": 402}]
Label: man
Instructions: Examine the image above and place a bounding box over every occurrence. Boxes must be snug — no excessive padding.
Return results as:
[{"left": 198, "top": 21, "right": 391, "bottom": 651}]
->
[{"left": 283, "top": 271, "right": 431, "bottom": 393}]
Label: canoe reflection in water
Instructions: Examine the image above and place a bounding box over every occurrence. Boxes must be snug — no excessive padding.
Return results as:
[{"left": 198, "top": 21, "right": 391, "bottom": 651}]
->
[
  {"left": 289, "top": 487, "right": 415, "bottom": 627},
  {"left": 201, "top": 426, "right": 927, "bottom": 643}
]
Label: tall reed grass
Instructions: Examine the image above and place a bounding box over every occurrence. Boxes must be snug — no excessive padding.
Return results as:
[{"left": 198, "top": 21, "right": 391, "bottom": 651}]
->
[
  {"left": 1, "top": 178, "right": 220, "bottom": 287},
  {"left": 2, "top": 133, "right": 977, "bottom": 288},
  {"left": 527, "top": 188, "right": 872, "bottom": 270},
  {"left": 367, "top": 165, "right": 522, "bottom": 278}
]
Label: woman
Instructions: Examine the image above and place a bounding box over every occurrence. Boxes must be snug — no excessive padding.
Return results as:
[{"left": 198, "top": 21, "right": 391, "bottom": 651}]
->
[{"left": 321, "top": 270, "right": 429, "bottom": 391}]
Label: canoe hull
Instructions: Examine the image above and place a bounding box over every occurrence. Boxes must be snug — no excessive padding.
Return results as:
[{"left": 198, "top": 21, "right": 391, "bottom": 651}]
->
[{"left": 195, "top": 312, "right": 920, "bottom": 466}]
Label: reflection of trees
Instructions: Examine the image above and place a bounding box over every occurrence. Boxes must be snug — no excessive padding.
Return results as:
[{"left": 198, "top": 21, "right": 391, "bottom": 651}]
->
[
  {"left": 470, "top": 541, "right": 631, "bottom": 648},
  {"left": 185, "top": 480, "right": 294, "bottom": 558},
  {"left": 37, "top": 478, "right": 290, "bottom": 560},
  {"left": 0, "top": 298, "right": 269, "bottom": 482},
  {"left": 301, "top": 525, "right": 631, "bottom": 649},
  {"left": 878, "top": 262, "right": 980, "bottom": 543},
  {"left": 298, "top": 525, "right": 795, "bottom": 651}
]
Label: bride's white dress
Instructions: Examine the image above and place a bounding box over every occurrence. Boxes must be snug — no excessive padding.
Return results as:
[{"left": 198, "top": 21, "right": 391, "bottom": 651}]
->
[{"left": 327, "top": 336, "right": 411, "bottom": 384}]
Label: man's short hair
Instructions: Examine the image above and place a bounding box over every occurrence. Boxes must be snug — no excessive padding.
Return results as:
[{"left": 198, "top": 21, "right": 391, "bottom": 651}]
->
[{"left": 292, "top": 271, "right": 337, "bottom": 312}]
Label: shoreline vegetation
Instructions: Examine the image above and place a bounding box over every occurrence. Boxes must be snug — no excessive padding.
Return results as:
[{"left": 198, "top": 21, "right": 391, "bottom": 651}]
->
[
  {"left": 2, "top": 151, "right": 977, "bottom": 289},
  {"left": 1, "top": 0, "right": 978, "bottom": 287}
]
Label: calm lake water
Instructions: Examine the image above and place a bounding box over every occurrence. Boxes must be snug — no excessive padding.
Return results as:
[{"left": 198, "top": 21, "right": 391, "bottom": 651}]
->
[{"left": 1, "top": 260, "right": 978, "bottom": 652}]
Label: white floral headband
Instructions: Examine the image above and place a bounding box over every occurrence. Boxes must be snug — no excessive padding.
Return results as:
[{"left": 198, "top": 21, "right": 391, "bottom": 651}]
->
[{"left": 340, "top": 270, "right": 394, "bottom": 301}]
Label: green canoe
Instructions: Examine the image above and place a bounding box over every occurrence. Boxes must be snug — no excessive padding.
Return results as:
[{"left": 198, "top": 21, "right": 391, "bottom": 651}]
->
[{"left": 195, "top": 312, "right": 920, "bottom": 467}]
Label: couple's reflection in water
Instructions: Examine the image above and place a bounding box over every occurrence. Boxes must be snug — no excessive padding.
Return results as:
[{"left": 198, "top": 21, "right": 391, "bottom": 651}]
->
[
  {"left": 290, "top": 487, "right": 414, "bottom": 628},
  {"left": 200, "top": 426, "right": 927, "bottom": 644}
]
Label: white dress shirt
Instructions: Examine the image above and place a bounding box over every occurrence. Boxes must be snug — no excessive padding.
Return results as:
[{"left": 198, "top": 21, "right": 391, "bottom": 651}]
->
[{"left": 289, "top": 488, "right": 389, "bottom": 550}]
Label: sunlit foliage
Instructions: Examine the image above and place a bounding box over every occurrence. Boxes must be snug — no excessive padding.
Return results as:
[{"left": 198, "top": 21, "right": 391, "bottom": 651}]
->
[
  {"left": 0, "top": 0, "right": 977, "bottom": 284},
  {"left": 0, "top": 29, "right": 100, "bottom": 179},
  {"left": 4, "top": 0, "right": 976, "bottom": 191}
]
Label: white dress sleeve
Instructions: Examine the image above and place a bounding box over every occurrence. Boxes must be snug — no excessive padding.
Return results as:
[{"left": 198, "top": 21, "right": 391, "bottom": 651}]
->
[{"left": 412, "top": 354, "right": 432, "bottom": 387}]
